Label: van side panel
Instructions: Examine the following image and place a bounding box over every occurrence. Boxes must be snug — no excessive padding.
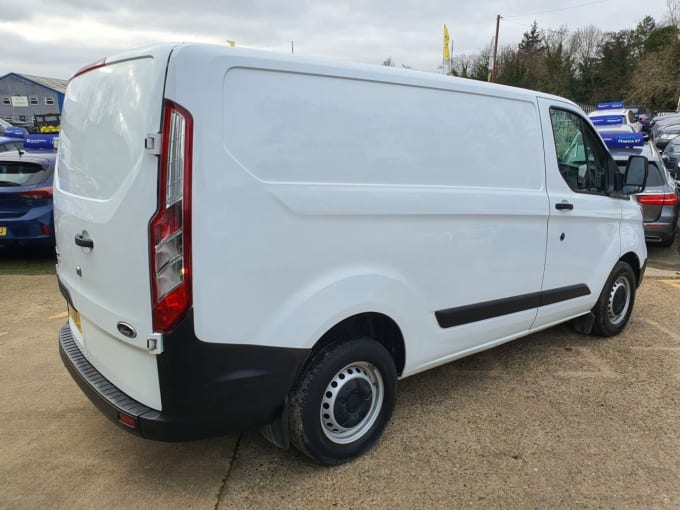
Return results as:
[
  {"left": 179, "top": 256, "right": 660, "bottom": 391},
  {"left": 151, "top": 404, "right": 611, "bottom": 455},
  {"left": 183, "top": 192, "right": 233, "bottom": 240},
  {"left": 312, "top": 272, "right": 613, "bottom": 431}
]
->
[{"left": 165, "top": 46, "right": 550, "bottom": 374}]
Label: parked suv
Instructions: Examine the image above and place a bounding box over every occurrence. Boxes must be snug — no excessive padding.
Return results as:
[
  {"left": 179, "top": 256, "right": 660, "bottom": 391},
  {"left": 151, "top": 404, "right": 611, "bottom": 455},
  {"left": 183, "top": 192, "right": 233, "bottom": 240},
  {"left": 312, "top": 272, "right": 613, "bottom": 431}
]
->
[
  {"left": 662, "top": 136, "right": 680, "bottom": 180},
  {"left": 605, "top": 132, "right": 679, "bottom": 246}
]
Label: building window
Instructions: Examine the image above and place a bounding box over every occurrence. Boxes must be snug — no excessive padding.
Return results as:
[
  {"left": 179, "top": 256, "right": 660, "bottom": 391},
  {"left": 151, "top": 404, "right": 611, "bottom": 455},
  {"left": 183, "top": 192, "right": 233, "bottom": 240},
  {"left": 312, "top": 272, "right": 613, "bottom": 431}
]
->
[
  {"left": 1, "top": 97, "right": 9, "bottom": 105},
  {"left": 45, "top": 97, "right": 55, "bottom": 105},
  {"left": 29, "top": 97, "right": 39, "bottom": 105}
]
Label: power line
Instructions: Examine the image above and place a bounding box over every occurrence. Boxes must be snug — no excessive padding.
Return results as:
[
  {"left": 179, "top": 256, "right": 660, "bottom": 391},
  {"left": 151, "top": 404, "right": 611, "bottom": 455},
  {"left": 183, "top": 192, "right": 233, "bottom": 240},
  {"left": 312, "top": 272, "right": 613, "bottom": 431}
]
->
[
  {"left": 503, "top": 19, "right": 534, "bottom": 28},
  {"left": 504, "top": 0, "right": 610, "bottom": 19}
]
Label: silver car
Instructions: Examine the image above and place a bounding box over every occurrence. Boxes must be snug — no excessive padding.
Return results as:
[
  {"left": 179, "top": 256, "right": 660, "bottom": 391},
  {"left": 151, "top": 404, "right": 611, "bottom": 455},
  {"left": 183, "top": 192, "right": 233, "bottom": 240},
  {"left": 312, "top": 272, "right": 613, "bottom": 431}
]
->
[{"left": 609, "top": 138, "right": 679, "bottom": 246}]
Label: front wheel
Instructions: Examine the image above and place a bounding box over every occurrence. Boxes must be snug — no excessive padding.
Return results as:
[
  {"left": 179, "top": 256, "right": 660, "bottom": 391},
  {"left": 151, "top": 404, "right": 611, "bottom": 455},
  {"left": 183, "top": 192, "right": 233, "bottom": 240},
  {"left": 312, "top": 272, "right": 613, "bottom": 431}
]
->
[
  {"left": 289, "top": 337, "right": 397, "bottom": 465},
  {"left": 591, "top": 261, "right": 637, "bottom": 337}
]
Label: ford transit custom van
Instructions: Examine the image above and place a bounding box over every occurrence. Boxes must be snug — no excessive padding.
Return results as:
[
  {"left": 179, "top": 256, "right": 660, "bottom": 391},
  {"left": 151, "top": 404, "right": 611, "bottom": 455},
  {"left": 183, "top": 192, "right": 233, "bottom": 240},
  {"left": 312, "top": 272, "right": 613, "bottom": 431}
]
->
[{"left": 55, "top": 43, "right": 648, "bottom": 465}]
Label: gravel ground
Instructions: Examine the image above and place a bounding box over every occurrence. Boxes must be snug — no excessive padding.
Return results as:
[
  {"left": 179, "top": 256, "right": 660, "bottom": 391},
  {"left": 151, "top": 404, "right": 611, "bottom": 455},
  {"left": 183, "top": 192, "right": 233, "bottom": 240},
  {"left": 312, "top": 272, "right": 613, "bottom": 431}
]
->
[{"left": 1, "top": 246, "right": 679, "bottom": 509}]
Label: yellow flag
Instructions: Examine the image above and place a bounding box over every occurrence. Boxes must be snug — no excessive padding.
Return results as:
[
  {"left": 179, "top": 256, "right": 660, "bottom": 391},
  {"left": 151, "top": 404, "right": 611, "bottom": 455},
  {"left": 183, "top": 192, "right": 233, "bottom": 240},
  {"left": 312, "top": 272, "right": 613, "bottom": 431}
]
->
[
  {"left": 443, "top": 25, "right": 450, "bottom": 60},
  {"left": 226, "top": 40, "right": 235, "bottom": 47}
]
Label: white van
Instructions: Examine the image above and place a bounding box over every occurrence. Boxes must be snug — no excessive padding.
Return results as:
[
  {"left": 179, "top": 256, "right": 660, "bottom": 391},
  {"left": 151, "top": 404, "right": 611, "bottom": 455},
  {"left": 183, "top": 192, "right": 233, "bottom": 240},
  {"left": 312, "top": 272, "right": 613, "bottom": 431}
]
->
[{"left": 55, "top": 43, "right": 649, "bottom": 465}]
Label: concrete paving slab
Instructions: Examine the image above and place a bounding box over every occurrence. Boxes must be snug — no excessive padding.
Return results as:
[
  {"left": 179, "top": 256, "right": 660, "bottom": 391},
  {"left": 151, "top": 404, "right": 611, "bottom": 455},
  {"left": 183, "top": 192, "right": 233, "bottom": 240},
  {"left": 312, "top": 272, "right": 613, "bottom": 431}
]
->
[
  {"left": 0, "top": 276, "right": 237, "bottom": 510},
  {"left": 1, "top": 242, "right": 679, "bottom": 509}
]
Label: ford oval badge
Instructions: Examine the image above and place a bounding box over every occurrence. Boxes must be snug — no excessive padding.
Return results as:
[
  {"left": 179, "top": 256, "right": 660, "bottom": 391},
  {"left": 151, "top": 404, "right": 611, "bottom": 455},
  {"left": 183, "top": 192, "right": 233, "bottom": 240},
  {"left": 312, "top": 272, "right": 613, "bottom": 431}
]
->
[{"left": 117, "top": 322, "right": 137, "bottom": 339}]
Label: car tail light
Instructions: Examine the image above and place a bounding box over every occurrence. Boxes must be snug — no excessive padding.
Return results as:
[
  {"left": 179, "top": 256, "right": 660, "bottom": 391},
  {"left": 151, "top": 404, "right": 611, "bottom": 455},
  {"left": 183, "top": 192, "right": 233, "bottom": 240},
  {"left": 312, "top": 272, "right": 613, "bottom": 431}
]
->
[
  {"left": 149, "top": 100, "right": 193, "bottom": 333},
  {"left": 637, "top": 193, "right": 679, "bottom": 206},
  {"left": 18, "top": 186, "right": 53, "bottom": 200}
]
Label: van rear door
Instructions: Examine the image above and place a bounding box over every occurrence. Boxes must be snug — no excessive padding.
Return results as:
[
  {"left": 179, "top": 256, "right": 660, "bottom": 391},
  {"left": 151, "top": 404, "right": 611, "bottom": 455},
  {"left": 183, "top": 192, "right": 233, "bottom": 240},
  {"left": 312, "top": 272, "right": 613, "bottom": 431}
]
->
[{"left": 54, "top": 46, "right": 175, "bottom": 410}]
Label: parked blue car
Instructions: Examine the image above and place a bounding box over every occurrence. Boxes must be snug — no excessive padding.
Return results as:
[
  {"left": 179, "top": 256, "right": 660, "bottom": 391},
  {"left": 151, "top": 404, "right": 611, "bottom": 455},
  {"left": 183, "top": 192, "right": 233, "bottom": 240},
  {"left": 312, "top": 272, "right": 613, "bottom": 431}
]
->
[{"left": 0, "top": 149, "right": 56, "bottom": 246}]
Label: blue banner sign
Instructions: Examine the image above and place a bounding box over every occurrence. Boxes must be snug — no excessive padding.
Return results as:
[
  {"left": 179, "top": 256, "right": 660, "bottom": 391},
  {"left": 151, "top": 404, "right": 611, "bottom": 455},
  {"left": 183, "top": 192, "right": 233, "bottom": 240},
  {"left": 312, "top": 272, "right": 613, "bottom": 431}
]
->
[
  {"left": 600, "top": 131, "right": 644, "bottom": 148},
  {"left": 4, "top": 126, "right": 28, "bottom": 139},
  {"left": 596, "top": 101, "right": 625, "bottom": 110},
  {"left": 24, "top": 134, "right": 58, "bottom": 149},
  {"left": 591, "top": 115, "right": 624, "bottom": 126}
]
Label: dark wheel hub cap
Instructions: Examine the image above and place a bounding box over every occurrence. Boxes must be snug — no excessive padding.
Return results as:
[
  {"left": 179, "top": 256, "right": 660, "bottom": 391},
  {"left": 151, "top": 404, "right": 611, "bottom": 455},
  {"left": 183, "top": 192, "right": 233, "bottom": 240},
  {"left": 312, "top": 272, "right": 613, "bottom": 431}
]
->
[
  {"left": 607, "top": 275, "right": 632, "bottom": 326},
  {"left": 334, "top": 379, "right": 372, "bottom": 428},
  {"left": 320, "top": 361, "right": 384, "bottom": 444},
  {"left": 612, "top": 286, "right": 627, "bottom": 315}
]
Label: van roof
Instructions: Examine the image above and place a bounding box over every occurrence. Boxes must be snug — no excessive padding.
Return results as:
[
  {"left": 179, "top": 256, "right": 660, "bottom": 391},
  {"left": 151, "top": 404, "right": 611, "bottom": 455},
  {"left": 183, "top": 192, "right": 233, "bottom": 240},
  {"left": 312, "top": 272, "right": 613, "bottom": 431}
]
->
[{"left": 105, "top": 42, "right": 578, "bottom": 110}]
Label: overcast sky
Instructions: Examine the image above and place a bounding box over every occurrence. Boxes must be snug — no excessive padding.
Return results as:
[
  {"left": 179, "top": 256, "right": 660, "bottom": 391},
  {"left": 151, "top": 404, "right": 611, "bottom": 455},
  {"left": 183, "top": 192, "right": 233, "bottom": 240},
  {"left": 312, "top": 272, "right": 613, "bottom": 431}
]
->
[{"left": 0, "top": 0, "right": 673, "bottom": 79}]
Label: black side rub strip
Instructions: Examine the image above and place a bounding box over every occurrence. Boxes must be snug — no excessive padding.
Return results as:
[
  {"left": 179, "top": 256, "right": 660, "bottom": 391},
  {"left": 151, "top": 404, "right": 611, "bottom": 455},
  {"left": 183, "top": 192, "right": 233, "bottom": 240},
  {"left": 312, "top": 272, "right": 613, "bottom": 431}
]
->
[{"left": 435, "top": 284, "right": 591, "bottom": 329}]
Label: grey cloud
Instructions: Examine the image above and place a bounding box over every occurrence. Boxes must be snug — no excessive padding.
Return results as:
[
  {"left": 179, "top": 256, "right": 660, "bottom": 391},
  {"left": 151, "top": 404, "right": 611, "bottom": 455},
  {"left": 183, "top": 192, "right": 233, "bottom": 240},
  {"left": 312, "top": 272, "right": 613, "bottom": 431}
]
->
[{"left": 0, "top": 0, "right": 668, "bottom": 78}]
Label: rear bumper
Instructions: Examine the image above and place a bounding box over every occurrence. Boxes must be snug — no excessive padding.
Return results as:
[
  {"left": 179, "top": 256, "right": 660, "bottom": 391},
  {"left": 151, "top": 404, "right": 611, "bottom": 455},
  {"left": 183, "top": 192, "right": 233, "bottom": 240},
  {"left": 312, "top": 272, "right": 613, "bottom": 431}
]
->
[
  {"left": 59, "top": 324, "right": 166, "bottom": 438},
  {"left": 643, "top": 207, "right": 679, "bottom": 243},
  {"left": 0, "top": 206, "right": 54, "bottom": 245},
  {"left": 58, "top": 313, "right": 310, "bottom": 441}
]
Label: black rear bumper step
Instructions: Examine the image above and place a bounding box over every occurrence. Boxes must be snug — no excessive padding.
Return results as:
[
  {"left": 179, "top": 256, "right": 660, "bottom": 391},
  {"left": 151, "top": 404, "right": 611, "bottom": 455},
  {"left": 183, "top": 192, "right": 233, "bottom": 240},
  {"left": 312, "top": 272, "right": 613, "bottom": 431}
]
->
[
  {"left": 59, "top": 324, "right": 162, "bottom": 437},
  {"left": 58, "top": 318, "right": 311, "bottom": 442}
]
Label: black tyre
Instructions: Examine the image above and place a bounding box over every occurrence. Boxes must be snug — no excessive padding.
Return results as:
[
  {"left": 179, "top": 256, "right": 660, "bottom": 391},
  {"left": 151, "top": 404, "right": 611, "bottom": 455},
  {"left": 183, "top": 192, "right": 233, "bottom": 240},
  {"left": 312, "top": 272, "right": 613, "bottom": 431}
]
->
[
  {"left": 591, "top": 261, "right": 637, "bottom": 337},
  {"left": 289, "top": 337, "right": 397, "bottom": 465}
]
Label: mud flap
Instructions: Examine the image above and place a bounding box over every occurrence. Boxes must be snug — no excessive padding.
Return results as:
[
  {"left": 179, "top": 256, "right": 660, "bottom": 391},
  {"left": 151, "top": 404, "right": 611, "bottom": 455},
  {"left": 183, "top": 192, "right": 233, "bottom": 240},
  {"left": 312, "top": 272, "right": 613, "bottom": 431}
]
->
[
  {"left": 259, "top": 398, "right": 290, "bottom": 450},
  {"left": 571, "top": 312, "right": 595, "bottom": 334}
]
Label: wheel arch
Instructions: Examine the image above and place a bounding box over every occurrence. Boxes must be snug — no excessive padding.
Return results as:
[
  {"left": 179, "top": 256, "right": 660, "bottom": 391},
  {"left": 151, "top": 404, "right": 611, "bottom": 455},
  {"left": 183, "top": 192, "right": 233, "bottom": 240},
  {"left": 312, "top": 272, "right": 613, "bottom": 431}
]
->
[
  {"left": 620, "top": 251, "right": 642, "bottom": 287},
  {"left": 301, "top": 312, "right": 406, "bottom": 378}
]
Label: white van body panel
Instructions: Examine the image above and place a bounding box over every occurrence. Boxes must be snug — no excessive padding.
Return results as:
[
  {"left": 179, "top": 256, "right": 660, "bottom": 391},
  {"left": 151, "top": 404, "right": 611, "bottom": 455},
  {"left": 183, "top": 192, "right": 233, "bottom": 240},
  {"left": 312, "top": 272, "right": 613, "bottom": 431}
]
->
[
  {"left": 55, "top": 46, "right": 173, "bottom": 409},
  {"left": 533, "top": 99, "right": 621, "bottom": 328},
  {"left": 163, "top": 45, "right": 551, "bottom": 374}
]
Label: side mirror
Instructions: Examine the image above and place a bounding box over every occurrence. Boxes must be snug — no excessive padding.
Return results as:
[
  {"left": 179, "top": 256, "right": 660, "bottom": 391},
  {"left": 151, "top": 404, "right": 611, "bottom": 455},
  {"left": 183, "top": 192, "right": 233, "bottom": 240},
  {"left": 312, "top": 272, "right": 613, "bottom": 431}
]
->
[
  {"left": 622, "top": 155, "right": 648, "bottom": 195},
  {"left": 643, "top": 132, "right": 650, "bottom": 141}
]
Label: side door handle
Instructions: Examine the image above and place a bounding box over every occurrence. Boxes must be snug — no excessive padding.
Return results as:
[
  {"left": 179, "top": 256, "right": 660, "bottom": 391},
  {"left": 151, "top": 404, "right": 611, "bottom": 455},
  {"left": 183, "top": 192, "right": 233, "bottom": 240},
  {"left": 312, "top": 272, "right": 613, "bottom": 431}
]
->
[
  {"left": 74, "top": 233, "right": 94, "bottom": 249},
  {"left": 555, "top": 202, "right": 574, "bottom": 211}
]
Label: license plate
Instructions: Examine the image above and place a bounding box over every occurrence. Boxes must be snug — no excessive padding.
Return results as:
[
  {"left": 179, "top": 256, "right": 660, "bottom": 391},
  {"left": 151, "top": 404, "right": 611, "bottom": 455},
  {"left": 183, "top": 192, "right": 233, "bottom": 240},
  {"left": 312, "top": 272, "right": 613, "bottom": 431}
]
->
[
  {"left": 69, "top": 306, "right": 82, "bottom": 334},
  {"left": 0, "top": 226, "right": 6, "bottom": 236}
]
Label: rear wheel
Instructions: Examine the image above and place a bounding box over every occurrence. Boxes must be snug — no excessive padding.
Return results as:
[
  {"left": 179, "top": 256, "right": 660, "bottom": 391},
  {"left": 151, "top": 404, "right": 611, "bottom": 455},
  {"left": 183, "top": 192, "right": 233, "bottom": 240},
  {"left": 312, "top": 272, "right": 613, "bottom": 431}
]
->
[
  {"left": 289, "top": 337, "right": 397, "bottom": 465},
  {"left": 591, "top": 261, "right": 636, "bottom": 337}
]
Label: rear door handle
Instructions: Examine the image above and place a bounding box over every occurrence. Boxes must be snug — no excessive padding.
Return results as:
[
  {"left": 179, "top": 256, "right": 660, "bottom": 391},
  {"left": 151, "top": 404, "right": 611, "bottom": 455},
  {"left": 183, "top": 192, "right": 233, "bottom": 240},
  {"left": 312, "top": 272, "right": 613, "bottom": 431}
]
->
[
  {"left": 74, "top": 234, "right": 94, "bottom": 249},
  {"left": 555, "top": 202, "right": 574, "bottom": 211}
]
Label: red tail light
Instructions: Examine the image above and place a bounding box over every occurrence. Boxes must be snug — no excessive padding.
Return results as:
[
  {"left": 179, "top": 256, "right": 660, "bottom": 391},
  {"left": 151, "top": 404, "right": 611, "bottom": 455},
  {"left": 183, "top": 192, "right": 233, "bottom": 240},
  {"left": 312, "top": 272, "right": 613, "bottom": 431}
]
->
[
  {"left": 149, "top": 100, "right": 193, "bottom": 333},
  {"left": 637, "top": 193, "right": 679, "bottom": 206},
  {"left": 18, "top": 186, "right": 53, "bottom": 200}
]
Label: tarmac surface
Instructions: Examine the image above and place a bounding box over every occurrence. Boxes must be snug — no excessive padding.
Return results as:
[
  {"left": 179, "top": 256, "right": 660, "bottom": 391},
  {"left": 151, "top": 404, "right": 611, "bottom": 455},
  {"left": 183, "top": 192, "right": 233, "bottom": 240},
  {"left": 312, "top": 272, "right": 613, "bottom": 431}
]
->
[{"left": 1, "top": 242, "right": 679, "bottom": 509}]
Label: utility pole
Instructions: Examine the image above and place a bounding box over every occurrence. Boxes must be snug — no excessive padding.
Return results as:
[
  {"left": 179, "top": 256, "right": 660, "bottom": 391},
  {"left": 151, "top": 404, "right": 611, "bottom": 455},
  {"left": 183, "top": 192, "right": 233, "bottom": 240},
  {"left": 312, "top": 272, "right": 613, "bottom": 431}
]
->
[
  {"left": 291, "top": 41, "right": 294, "bottom": 55},
  {"left": 491, "top": 14, "right": 501, "bottom": 82}
]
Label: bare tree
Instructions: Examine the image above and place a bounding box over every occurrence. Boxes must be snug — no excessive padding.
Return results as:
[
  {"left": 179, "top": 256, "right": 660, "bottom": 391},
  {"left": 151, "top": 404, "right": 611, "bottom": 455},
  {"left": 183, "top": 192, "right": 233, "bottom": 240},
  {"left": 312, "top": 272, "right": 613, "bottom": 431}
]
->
[
  {"left": 628, "top": 44, "right": 679, "bottom": 108},
  {"left": 382, "top": 57, "right": 395, "bottom": 67},
  {"left": 665, "top": 0, "right": 680, "bottom": 29},
  {"left": 570, "top": 25, "right": 603, "bottom": 68}
]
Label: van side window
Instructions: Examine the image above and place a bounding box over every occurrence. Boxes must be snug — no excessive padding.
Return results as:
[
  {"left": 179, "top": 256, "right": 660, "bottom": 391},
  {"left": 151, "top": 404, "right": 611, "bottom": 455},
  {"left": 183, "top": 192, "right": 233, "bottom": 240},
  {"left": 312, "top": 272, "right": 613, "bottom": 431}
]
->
[{"left": 549, "top": 108, "right": 609, "bottom": 194}]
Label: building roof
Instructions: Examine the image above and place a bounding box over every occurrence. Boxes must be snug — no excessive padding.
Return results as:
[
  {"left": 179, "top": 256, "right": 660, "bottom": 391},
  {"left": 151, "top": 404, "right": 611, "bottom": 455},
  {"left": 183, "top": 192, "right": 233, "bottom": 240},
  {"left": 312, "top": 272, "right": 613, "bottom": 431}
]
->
[{"left": 0, "top": 73, "right": 68, "bottom": 94}]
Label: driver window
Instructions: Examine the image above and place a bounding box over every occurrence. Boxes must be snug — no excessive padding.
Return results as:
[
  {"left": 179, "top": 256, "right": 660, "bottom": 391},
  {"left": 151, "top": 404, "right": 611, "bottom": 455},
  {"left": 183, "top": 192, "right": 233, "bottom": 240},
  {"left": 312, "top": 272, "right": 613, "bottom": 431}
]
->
[{"left": 550, "top": 108, "right": 609, "bottom": 194}]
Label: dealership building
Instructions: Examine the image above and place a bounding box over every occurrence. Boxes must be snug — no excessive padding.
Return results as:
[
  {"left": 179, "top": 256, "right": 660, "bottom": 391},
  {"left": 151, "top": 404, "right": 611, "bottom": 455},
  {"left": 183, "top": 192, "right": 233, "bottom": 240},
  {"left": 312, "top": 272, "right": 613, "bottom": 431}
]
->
[{"left": 0, "top": 73, "right": 68, "bottom": 125}]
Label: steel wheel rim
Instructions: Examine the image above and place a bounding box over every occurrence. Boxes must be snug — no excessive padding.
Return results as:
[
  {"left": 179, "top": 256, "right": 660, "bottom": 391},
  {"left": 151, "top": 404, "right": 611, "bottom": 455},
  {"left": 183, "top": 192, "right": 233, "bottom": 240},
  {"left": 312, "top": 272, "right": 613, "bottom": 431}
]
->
[
  {"left": 320, "top": 361, "right": 384, "bottom": 444},
  {"left": 607, "top": 275, "right": 631, "bottom": 326}
]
